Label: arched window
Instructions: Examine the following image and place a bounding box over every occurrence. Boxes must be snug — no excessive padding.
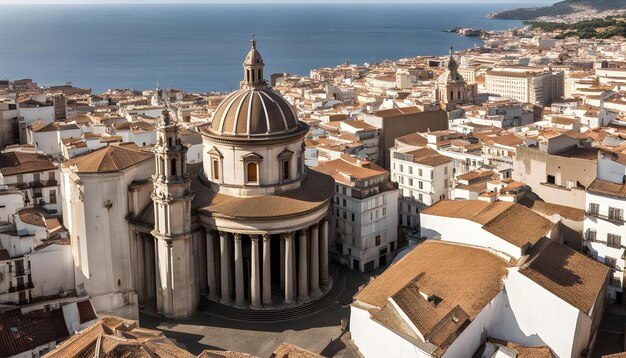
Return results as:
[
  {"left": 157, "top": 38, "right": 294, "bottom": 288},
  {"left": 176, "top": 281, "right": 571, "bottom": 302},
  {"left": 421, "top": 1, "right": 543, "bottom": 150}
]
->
[
  {"left": 458, "top": 90, "right": 461, "bottom": 99},
  {"left": 252, "top": 69, "right": 256, "bottom": 83},
  {"left": 247, "top": 69, "right": 250, "bottom": 82},
  {"left": 282, "top": 160, "right": 290, "bottom": 180},
  {"left": 171, "top": 158, "right": 177, "bottom": 176},
  {"left": 450, "top": 91, "right": 454, "bottom": 100},
  {"left": 247, "top": 162, "right": 258, "bottom": 182},
  {"left": 258, "top": 69, "right": 262, "bottom": 81}
]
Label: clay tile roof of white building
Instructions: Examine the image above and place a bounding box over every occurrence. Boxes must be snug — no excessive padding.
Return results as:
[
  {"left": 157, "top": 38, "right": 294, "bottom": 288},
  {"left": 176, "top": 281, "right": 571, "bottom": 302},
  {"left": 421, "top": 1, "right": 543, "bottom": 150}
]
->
[
  {"left": 46, "top": 315, "right": 194, "bottom": 358},
  {"left": 404, "top": 147, "right": 454, "bottom": 166},
  {"left": 518, "top": 198, "right": 585, "bottom": 221},
  {"left": 422, "top": 200, "right": 553, "bottom": 248},
  {"left": 477, "top": 338, "right": 554, "bottom": 358},
  {"left": 354, "top": 241, "right": 509, "bottom": 355},
  {"left": 63, "top": 145, "right": 153, "bottom": 173},
  {"left": 456, "top": 170, "right": 497, "bottom": 182},
  {"left": 0, "top": 151, "right": 57, "bottom": 176},
  {"left": 587, "top": 178, "right": 626, "bottom": 198},
  {"left": 519, "top": 237, "right": 610, "bottom": 315},
  {"left": 313, "top": 155, "right": 387, "bottom": 186}
]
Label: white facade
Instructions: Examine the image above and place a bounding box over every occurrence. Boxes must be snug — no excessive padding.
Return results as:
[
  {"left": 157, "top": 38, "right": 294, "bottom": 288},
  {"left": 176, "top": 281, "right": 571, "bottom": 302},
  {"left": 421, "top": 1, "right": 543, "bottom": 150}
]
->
[
  {"left": 390, "top": 147, "right": 453, "bottom": 230},
  {"left": 331, "top": 180, "right": 398, "bottom": 272},
  {"left": 61, "top": 157, "right": 153, "bottom": 320},
  {"left": 584, "top": 151, "right": 626, "bottom": 301}
]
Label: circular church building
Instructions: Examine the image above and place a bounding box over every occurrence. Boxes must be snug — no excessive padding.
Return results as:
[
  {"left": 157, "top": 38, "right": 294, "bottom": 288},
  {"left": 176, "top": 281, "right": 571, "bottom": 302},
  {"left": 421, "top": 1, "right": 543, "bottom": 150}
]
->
[{"left": 194, "top": 38, "right": 335, "bottom": 309}]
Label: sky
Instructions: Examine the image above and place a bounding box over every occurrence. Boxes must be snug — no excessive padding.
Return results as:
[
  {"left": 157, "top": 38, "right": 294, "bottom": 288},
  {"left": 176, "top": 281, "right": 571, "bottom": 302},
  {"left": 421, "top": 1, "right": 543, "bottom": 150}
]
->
[{"left": 0, "top": 0, "right": 557, "bottom": 4}]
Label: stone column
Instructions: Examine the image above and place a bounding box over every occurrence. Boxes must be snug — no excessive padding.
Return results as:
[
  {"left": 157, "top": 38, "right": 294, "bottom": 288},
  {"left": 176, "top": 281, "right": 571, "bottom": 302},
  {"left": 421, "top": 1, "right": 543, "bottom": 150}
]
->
[
  {"left": 262, "top": 233, "right": 272, "bottom": 306},
  {"left": 250, "top": 235, "right": 261, "bottom": 308},
  {"left": 298, "top": 228, "right": 309, "bottom": 302},
  {"left": 219, "top": 231, "right": 232, "bottom": 304},
  {"left": 234, "top": 233, "right": 245, "bottom": 308},
  {"left": 280, "top": 236, "right": 285, "bottom": 290},
  {"left": 321, "top": 219, "right": 330, "bottom": 288},
  {"left": 309, "top": 224, "right": 321, "bottom": 297},
  {"left": 283, "top": 232, "right": 295, "bottom": 305},
  {"left": 206, "top": 230, "right": 218, "bottom": 299}
]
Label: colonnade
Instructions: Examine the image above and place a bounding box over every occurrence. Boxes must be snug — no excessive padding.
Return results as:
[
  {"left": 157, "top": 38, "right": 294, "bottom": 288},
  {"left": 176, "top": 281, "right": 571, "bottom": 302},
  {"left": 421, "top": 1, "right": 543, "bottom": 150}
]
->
[{"left": 205, "top": 219, "right": 329, "bottom": 308}]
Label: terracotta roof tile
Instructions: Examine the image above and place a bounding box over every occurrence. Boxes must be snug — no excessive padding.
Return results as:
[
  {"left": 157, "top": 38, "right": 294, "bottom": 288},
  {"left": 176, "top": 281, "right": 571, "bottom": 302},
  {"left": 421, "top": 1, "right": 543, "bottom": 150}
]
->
[
  {"left": 63, "top": 145, "right": 153, "bottom": 173},
  {"left": 588, "top": 179, "right": 626, "bottom": 199},
  {"left": 520, "top": 238, "right": 610, "bottom": 314},
  {"left": 0, "top": 151, "right": 57, "bottom": 176}
]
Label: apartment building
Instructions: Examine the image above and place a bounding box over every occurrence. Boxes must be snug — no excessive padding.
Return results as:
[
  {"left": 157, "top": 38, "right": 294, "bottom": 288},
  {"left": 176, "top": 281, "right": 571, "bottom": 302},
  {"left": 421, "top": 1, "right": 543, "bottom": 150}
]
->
[
  {"left": 584, "top": 149, "right": 626, "bottom": 303},
  {"left": 513, "top": 133, "right": 597, "bottom": 209},
  {"left": 485, "top": 67, "right": 564, "bottom": 106},
  {"left": 390, "top": 146, "right": 453, "bottom": 231},
  {"left": 314, "top": 154, "right": 398, "bottom": 272}
]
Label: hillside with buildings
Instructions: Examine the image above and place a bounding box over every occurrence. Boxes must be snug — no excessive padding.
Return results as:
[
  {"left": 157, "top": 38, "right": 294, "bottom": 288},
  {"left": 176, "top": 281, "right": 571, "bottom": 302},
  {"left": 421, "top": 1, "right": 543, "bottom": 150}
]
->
[{"left": 490, "top": 0, "right": 626, "bottom": 22}]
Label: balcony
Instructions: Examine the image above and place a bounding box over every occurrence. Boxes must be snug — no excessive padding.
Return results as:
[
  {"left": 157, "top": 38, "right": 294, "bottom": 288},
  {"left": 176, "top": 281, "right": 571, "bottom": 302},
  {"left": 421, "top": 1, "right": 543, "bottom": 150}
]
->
[
  {"left": 12, "top": 269, "right": 28, "bottom": 278},
  {"left": 587, "top": 211, "right": 625, "bottom": 226},
  {"left": 9, "top": 281, "right": 34, "bottom": 293},
  {"left": 13, "top": 179, "right": 57, "bottom": 190}
]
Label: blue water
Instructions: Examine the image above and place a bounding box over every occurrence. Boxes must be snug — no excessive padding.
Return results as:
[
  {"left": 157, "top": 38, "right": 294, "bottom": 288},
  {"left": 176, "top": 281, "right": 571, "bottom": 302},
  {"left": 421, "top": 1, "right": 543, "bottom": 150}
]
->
[{"left": 0, "top": 4, "right": 526, "bottom": 93}]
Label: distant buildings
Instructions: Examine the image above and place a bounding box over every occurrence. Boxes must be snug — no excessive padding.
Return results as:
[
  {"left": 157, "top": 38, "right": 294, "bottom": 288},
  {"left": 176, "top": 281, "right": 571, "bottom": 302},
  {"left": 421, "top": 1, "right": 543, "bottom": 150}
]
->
[
  {"left": 485, "top": 67, "right": 564, "bottom": 106},
  {"left": 363, "top": 107, "right": 448, "bottom": 169}
]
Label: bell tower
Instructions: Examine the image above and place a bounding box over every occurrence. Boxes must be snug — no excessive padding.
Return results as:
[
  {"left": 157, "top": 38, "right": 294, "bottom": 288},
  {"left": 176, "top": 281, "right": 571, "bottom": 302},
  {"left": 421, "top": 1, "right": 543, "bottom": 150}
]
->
[
  {"left": 151, "top": 107, "right": 197, "bottom": 318},
  {"left": 240, "top": 35, "right": 267, "bottom": 90}
]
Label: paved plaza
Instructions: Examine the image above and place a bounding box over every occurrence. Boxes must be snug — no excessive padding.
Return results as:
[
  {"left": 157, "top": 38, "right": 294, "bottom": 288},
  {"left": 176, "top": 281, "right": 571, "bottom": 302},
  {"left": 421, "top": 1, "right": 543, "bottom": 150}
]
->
[{"left": 140, "top": 267, "right": 379, "bottom": 357}]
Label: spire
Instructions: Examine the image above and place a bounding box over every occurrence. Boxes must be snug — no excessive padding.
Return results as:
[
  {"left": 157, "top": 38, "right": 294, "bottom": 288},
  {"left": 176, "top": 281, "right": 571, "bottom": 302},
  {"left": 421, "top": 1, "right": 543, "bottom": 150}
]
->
[
  {"left": 449, "top": 46, "right": 454, "bottom": 57},
  {"left": 250, "top": 33, "right": 256, "bottom": 50},
  {"left": 161, "top": 100, "right": 172, "bottom": 126}
]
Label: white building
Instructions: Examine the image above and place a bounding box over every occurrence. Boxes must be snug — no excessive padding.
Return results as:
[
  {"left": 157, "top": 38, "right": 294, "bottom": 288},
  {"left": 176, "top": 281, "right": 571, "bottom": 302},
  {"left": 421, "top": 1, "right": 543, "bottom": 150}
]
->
[
  {"left": 420, "top": 200, "right": 556, "bottom": 260},
  {"left": 61, "top": 145, "right": 154, "bottom": 319},
  {"left": 0, "top": 207, "right": 73, "bottom": 305},
  {"left": 27, "top": 121, "right": 82, "bottom": 157},
  {"left": 351, "top": 238, "right": 608, "bottom": 358},
  {"left": 390, "top": 146, "right": 453, "bottom": 230},
  {"left": 314, "top": 154, "right": 398, "bottom": 272},
  {"left": 485, "top": 67, "right": 564, "bottom": 106},
  {"left": 584, "top": 149, "right": 626, "bottom": 302},
  {"left": 0, "top": 149, "right": 61, "bottom": 213}
]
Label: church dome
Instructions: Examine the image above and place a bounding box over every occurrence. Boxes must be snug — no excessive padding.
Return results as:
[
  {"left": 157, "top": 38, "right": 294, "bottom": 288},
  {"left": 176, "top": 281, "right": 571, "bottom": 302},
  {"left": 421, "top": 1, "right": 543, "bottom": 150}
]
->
[
  {"left": 203, "top": 36, "right": 305, "bottom": 139},
  {"left": 207, "top": 87, "right": 300, "bottom": 138}
]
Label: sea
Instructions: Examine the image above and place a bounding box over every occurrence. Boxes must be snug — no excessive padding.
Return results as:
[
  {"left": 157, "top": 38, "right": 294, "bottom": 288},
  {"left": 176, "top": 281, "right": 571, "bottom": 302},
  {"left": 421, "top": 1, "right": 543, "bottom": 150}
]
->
[{"left": 0, "top": 3, "right": 530, "bottom": 94}]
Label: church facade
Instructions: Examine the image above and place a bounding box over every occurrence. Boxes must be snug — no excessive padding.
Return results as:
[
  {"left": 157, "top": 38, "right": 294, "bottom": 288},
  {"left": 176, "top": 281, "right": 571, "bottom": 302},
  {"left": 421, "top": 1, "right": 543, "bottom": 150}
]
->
[
  {"left": 62, "top": 39, "right": 335, "bottom": 319},
  {"left": 434, "top": 48, "right": 477, "bottom": 111}
]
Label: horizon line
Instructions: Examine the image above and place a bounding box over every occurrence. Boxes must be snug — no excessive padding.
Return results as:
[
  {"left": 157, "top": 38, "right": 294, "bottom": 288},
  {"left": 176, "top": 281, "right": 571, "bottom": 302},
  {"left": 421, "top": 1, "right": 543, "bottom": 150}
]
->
[{"left": 0, "top": 1, "right": 551, "bottom": 4}]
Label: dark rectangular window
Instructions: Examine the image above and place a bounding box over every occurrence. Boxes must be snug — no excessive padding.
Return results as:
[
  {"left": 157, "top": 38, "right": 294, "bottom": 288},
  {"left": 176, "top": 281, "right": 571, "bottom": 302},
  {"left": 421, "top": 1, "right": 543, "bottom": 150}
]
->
[
  {"left": 608, "top": 234, "right": 621, "bottom": 249},
  {"left": 609, "top": 207, "right": 623, "bottom": 222},
  {"left": 586, "top": 229, "right": 596, "bottom": 242}
]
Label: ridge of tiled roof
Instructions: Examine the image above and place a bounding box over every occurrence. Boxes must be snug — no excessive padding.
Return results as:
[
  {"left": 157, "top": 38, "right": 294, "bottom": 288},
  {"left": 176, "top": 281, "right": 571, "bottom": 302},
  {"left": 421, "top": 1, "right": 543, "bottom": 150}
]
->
[{"left": 63, "top": 145, "right": 153, "bottom": 173}]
